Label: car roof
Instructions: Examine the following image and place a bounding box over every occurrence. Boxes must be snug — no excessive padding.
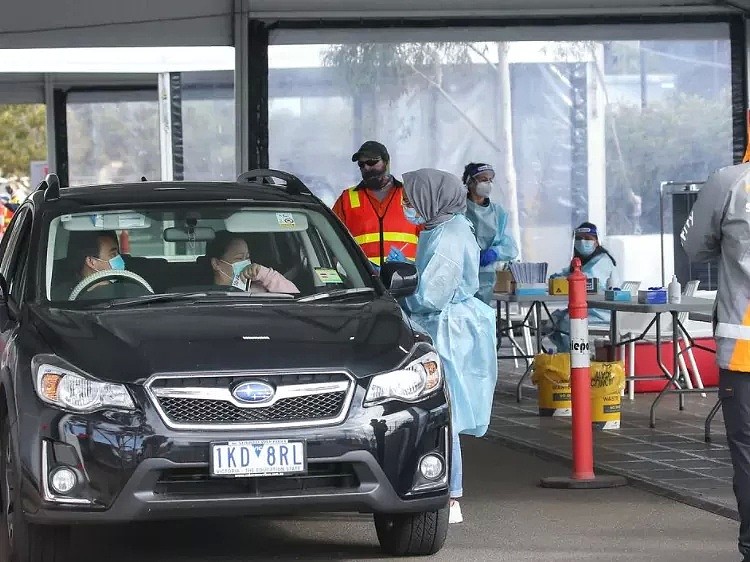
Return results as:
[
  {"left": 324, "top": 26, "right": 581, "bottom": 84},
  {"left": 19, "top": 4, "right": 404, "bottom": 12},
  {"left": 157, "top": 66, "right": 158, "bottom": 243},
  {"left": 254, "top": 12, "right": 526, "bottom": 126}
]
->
[{"left": 34, "top": 181, "right": 319, "bottom": 209}]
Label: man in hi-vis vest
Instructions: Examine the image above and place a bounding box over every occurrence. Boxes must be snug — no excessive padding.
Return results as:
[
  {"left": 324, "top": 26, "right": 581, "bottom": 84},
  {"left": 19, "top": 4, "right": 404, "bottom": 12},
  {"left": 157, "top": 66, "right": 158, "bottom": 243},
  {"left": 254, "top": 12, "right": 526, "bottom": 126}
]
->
[
  {"left": 332, "top": 141, "right": 421, "bottom": 267},
  {"left": 682, "top": 162, "right": 750, "bottom": 561}
]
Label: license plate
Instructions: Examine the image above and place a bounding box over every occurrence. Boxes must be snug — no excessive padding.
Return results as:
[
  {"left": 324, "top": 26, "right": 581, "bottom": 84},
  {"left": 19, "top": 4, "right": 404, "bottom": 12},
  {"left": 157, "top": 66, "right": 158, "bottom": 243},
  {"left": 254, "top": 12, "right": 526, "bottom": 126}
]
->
[{"left": 210, "top": 439, "right": 306, "bottom": 477}]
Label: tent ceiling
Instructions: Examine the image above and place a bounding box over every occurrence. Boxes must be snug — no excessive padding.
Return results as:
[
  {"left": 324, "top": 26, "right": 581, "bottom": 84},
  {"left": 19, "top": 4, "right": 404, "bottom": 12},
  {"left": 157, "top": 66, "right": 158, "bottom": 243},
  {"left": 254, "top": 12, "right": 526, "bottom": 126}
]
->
[
  {"left": 250, "top": 0, "right": 750, "bottom": 19},
  {"left": 1, "top": 0, "right": 748, "bottom": 50}
]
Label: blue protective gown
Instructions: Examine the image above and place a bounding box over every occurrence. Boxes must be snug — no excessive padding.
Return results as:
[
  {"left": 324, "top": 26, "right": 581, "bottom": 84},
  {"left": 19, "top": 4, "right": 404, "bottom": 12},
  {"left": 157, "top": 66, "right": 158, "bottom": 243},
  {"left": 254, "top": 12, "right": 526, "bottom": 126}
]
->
[
  {"left": 549, "top": 252, "right": 619, "bottom": 351},
  {"left": 403, "top": 214, "right": 498, "bottom": 437},
  {"left": 464, "top": 198, "right": 519, "bottom": 305}
]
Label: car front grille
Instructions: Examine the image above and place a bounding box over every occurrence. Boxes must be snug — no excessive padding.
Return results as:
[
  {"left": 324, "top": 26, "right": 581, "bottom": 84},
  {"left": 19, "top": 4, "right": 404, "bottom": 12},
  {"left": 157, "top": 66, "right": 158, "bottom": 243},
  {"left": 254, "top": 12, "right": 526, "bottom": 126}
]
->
[
  {"left": 158, "top": 392, "right": 347, "bottom": 424},
  {"left": 146, "top": 372, "right": 355, "bottom": 429},
  {"left": 154, "top": 463, "right": 360, "bottom": 497}
]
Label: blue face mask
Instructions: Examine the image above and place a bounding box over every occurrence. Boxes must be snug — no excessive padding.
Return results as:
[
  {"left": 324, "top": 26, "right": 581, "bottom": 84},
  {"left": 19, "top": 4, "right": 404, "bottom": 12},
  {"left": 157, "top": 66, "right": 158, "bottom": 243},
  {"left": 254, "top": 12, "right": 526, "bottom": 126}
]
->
[
  {"left": 109, "top": 254, "right": 126, "bottom": 271},
  {"left": 96, "top": 255, "right": 125, "bottom": 271},
  {"left": 222, "top": 258, "right": 252, "bottom": 278},
  {"left": 403, "top": 206, "right": 426, "bottom": 225},
  {"left": 574, "top": 239, "right": 597, "bottom": 257}
]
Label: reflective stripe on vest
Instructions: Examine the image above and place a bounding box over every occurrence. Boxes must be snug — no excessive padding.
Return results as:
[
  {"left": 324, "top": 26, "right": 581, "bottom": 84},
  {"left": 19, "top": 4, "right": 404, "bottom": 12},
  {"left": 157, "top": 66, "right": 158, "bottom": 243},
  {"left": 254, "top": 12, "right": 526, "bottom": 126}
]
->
[
  {"left": 353, "top": 232, "right": 419, "bottom": 246},
  {"left": 348, "top": 189, "right": 361, "bottom": 209},
  {"left": 716, "top": 322, "right": 750, "bottom": 340}
]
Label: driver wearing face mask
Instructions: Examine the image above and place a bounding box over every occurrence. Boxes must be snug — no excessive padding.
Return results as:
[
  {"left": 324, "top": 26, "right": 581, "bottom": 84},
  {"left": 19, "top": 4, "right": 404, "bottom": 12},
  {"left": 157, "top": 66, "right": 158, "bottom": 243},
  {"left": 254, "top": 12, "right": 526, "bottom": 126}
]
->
[
  {"left": 332, "top": 141, "right": 421, "bottom": 268},
  {"left": 206, "top": 231, "right": 299, "bottom": 295},
  {"left": 545, "top": 222, "right": 619, "bottom": 352},
  {"left": 462, "top": 162, "right": 519, "bottom": 305},
  {"left": 77, "top": 230, "right": 126, "bottom": 280}
]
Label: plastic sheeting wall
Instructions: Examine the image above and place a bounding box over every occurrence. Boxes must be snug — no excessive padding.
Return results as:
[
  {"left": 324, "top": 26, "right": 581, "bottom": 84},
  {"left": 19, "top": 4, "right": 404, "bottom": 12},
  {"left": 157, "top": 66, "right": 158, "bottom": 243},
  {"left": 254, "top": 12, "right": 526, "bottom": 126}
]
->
[{"left": 267, "top": 24, "right": 733, "bottom": 279}]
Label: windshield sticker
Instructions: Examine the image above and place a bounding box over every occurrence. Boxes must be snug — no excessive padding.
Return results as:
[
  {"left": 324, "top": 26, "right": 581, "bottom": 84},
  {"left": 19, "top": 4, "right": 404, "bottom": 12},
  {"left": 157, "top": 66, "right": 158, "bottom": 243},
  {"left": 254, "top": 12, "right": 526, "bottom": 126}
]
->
[
  {"left": 276, "top": 212, "right": 296, "bottom": 228},
  {"left": 117, "top": 213, "right": 147, "bottom": 229},
  {"left": 315, "top": 268, "right": 343, "bottom": 284},
  {"left": 92, "top": 213, "right": 146, "bottom": 229}
]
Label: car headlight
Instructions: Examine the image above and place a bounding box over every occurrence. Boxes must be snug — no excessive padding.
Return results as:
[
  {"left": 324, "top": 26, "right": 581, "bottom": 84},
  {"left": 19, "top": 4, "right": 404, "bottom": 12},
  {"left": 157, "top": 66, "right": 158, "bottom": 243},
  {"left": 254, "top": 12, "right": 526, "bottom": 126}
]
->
[
  {"left": 33, "top": 358, "right": 135, "bottom": 413},
  {"left": 365, "top": 350, "right": 442, "bottom": 405}
]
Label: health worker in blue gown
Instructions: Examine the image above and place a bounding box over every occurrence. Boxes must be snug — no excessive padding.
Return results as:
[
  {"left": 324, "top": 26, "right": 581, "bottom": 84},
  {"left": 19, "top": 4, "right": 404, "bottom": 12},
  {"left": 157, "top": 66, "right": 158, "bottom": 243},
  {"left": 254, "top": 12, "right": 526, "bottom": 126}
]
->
[
  {"left": 462, "top": 162, "right": 519, "bottom": 305},
  {"left": 400, "top": 168, "right": 498, "bottom": 525},
  {"left": 548, "top": 222, "right": 619, "bottom": 352}
]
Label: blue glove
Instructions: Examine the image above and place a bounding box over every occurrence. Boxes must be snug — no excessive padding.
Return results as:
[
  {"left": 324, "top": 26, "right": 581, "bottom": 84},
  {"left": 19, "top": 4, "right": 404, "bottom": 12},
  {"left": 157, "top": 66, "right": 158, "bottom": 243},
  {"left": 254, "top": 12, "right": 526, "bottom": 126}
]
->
[
  {"left": 479, "top": 248, "right": 499, "bottom": 267},
  {"left": 386, "top": 246, "right": 409, "bottom": 263}
]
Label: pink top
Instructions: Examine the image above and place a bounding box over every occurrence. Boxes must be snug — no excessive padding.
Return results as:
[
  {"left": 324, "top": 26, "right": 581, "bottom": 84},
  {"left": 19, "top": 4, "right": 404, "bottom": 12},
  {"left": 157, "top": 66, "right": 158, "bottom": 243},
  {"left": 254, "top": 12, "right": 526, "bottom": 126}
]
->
[{"left": 248, "top": 265, "right": 299, "bottom": 294}]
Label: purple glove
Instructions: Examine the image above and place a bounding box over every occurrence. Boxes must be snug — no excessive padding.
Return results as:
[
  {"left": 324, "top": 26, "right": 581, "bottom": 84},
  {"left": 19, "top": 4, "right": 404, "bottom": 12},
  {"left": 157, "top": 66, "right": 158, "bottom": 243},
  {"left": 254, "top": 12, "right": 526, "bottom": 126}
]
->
[{"left": 479, "top": 248, "right": 499, "bottom": 267}]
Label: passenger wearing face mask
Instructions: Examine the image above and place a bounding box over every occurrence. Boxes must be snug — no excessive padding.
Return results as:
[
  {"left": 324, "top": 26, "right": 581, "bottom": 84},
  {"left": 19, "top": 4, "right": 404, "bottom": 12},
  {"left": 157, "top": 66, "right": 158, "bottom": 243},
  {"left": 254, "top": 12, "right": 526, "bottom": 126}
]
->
[
  {"left": 206, "top": 231, "right": 299, "bottom": 294},
  {"left": 546, "top": 222, "right": 618, "bottom": 352},
  {"left": 462, "top": 162, "right": 519, "bottom": 305},
  {"left": 332, "top": 141, "right": 422, "bottom": 268}
]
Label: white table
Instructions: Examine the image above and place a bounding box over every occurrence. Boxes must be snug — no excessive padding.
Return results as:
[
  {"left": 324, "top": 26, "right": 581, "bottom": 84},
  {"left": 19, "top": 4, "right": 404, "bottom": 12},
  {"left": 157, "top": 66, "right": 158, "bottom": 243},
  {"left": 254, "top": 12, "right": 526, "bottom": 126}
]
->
[
  {"left": 493, "top": 293, "right": 570, "bottom": 401},
  {"left": 587, "top": 295, "right": 716, "bottom": 428}
]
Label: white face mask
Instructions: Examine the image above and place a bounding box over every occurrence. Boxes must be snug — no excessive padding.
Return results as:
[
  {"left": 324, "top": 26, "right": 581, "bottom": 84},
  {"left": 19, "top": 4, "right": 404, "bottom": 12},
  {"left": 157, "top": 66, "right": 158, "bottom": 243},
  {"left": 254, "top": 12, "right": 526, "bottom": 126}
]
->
[{"left": 474, "top": 181, "right": 492, "bottom": 198}]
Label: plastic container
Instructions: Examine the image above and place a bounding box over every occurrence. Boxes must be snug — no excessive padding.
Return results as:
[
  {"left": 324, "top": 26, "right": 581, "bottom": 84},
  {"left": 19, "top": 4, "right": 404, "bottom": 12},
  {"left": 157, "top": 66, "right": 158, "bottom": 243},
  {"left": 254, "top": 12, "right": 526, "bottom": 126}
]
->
[
  {"left": 590, "top": 361, "right": 626, "bottom": 430},
  {"left": 668, "top": 275, "right": 682, "bottom": 304},
  {"left": 531, "top": 353, "right": 572, "bottom": 417}
]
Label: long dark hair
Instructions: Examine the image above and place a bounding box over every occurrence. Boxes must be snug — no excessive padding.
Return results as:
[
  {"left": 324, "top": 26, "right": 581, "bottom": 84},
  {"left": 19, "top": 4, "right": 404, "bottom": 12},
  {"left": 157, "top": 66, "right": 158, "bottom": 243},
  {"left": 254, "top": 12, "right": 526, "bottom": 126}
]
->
[{"left": 573, "top": 221, "right": 617, "bottom": 267}]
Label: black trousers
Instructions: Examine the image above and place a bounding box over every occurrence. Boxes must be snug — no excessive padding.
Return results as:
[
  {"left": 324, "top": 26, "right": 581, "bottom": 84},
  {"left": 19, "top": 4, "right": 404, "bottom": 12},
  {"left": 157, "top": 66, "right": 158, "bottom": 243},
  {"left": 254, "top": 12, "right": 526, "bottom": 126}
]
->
[{"left": 720, "top": 370, "right": 750, "bottom": 560}]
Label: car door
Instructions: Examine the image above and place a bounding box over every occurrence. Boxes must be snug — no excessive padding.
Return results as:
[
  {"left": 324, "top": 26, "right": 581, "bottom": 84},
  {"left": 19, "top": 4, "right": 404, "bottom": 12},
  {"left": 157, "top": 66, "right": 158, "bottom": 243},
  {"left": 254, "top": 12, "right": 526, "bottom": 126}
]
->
[{"left": 0, "top": 206, "right": 33, "bottom": 354}]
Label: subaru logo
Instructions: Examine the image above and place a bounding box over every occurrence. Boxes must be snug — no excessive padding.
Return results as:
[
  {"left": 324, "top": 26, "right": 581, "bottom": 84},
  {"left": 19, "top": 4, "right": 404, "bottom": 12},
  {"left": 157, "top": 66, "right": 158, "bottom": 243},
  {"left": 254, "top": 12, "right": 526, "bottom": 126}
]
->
[{"left": 232, "top": 381, "right": 275, "bottom": 404}]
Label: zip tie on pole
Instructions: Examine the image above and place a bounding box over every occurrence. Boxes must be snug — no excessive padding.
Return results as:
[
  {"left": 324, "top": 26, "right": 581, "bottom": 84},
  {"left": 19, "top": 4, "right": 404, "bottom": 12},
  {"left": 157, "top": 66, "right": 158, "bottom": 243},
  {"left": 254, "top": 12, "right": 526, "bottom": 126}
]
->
[{"left": 540, "top": 257, "right": 627, "bottom": 490}]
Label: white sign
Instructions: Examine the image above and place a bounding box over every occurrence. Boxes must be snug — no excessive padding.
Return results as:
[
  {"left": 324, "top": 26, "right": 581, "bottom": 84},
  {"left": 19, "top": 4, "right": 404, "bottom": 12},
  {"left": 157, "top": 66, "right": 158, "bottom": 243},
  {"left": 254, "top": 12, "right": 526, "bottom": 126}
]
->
[{"left": 30, "top": 161, "right": 48, "bottom": 189}]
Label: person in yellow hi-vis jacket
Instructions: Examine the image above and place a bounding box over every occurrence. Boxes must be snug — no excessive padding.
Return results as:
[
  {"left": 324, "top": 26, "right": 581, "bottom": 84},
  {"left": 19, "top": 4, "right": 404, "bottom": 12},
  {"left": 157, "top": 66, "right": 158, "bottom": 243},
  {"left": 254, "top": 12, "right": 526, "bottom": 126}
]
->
[{"left": 682, "top": 161, "right": 750, "bottom": 561}]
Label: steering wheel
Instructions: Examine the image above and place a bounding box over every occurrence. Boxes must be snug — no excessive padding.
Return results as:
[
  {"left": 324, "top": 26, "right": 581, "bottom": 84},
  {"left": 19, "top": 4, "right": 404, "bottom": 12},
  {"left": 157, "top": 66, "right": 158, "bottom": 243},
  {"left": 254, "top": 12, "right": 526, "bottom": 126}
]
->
[{"left": 69, "top": 270, "right": 154, "bottom": 301}]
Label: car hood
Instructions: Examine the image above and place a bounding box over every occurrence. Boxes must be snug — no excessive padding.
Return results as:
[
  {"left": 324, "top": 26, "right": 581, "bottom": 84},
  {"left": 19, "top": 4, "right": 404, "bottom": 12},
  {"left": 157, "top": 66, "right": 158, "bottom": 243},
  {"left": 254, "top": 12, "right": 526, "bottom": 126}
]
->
[{"left": 29, "top": 298, "right": 417, "bottom": 383}]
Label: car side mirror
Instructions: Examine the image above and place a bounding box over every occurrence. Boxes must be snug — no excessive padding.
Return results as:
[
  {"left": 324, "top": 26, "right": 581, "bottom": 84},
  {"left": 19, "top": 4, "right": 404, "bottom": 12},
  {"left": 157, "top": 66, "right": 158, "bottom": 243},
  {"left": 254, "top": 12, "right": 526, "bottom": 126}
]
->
[{"left": 379, "top": 262, "right": 418, "bottom": 298}]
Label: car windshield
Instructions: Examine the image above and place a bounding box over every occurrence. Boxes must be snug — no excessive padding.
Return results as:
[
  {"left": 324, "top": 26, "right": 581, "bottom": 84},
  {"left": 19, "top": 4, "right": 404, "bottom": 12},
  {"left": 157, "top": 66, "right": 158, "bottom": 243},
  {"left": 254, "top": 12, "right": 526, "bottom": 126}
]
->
[{"left": 43, "top": 204, "right": 373, "bottom": 307}]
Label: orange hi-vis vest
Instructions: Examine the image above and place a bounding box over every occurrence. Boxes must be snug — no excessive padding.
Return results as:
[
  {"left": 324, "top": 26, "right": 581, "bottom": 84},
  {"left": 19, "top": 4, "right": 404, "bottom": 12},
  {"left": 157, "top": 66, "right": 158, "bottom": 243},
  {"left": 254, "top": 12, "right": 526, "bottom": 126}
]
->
[{"left": 335, "top": 184, "right": 420, "bottom": 265}]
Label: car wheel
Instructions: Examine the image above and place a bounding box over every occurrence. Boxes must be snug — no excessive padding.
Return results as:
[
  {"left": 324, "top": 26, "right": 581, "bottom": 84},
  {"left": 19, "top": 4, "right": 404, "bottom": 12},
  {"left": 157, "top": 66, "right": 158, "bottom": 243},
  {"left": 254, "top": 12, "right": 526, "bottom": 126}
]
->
[
  {"left": 0, "top": 415, "right": 70, "bottom": 562},
  {"left": 374, "top": 507, "right": 449, "bottom": 556}
]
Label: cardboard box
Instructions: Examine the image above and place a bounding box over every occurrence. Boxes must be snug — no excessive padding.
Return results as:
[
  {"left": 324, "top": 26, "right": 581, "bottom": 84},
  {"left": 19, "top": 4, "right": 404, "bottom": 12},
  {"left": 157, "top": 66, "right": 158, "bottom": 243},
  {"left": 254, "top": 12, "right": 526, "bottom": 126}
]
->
[
  {"left": 549, "top": 277, "right": 569, "bottom": 295},
  {"left": 494, "top": 270, "right": 514, "bottom": 293},
  {"left": 638, "top": 289, "right": 667, "bottom": 305}
]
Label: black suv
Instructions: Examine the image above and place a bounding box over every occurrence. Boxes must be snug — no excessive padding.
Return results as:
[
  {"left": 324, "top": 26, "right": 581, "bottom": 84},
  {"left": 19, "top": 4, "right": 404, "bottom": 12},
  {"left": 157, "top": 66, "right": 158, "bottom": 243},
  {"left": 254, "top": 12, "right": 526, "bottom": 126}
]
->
[{"left": 0, "top": 172, "right": 450, "bottom": 561}]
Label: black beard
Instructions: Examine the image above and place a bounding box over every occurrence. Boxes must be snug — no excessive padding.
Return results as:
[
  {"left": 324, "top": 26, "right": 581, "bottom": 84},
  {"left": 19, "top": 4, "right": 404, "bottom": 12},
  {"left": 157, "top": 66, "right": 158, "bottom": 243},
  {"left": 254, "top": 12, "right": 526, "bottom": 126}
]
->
[{"left": 362, "top": 172, "right": 388, "bottom": 190}]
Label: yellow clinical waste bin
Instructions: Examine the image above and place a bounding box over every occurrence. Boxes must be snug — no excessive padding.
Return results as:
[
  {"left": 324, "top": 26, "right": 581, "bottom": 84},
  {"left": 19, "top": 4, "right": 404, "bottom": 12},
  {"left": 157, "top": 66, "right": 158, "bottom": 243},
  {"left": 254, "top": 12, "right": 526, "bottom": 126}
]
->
[
  {"left": 589, "top": 361, "right": 626, "bottom": 430},
  {"left": 531, "top": 352, "right": 571, "bottom": 417}
]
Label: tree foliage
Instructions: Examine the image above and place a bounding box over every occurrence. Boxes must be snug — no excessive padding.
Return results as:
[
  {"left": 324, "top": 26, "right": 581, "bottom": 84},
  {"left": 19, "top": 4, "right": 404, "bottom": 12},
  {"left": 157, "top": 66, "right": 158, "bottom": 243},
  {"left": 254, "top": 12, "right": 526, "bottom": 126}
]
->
[
  {"left": 323, "top": 43, "right": 471, "bottom": 94},
  {"left": 605, "top": 91, "right": 732, "bottom": 235},
  {"left": 0, "top": 104, "right": 46, "bottom": 177}
]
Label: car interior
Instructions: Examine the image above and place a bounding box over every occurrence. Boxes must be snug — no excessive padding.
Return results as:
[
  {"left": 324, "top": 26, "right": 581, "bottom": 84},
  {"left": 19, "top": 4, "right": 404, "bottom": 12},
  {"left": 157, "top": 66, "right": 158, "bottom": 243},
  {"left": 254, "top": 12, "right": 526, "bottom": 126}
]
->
[{"left": 47, "top": 209, "right": 356, "bottom": 302}]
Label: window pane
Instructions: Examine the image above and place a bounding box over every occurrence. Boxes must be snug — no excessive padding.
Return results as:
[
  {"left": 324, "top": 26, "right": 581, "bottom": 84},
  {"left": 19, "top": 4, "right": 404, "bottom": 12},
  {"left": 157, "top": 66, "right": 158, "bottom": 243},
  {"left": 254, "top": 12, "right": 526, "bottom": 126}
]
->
[
  {"left": 181, "top": 70, "right": 236, "bottom": 181},
  {"left": 67, "top": 95, "right": 160, "bottom": 186},
  {"left": 269, "top": 28, "right": 732, "bottom": 287}
]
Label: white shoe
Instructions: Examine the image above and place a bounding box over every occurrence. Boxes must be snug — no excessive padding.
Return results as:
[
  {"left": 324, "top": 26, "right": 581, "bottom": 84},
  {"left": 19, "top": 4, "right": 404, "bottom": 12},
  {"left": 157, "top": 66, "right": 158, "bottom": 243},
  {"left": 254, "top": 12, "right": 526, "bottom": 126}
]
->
[{"left": 449, "top": 500, "right": 463, "bottom": 524}]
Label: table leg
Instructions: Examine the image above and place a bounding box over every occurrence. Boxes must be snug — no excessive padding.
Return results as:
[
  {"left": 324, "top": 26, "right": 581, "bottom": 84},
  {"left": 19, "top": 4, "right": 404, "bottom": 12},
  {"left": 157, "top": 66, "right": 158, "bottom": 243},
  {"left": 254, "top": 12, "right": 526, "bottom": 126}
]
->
[
  {"left": 705, "top": 397, "right": 722, "bottom": 442},
  {"left": 609, "top": 310, "right": 618, "bottom": 362},
  {"left": 650, "top": 312, "right": 683, "bottom": 428},
  {"left": 516, "top": 362, "right": 534, "bottom": 403},
  {"left": 535, "top": 301, "right": 543, "bottom": 354},
  {"left": 674, "top": 311, "right": 685, "bottom": 411}
]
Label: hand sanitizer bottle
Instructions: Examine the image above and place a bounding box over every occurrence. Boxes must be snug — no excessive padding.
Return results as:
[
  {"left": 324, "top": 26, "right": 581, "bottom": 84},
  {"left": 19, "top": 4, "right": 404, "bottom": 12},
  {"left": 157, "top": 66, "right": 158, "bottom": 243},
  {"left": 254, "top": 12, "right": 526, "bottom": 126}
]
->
[
  {"left": 668, "top": 275, "right": 681, "bottom": 304},
  {"left": 606, "top": 273, "right": 615, "bottom": 291}
]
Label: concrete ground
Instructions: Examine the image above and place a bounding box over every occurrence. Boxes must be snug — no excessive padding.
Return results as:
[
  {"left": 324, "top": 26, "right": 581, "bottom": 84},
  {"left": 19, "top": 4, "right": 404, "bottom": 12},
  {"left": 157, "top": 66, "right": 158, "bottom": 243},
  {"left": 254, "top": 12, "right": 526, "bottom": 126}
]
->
[{"left": 73, "top": 437, "right": 739, "bottom": 562}]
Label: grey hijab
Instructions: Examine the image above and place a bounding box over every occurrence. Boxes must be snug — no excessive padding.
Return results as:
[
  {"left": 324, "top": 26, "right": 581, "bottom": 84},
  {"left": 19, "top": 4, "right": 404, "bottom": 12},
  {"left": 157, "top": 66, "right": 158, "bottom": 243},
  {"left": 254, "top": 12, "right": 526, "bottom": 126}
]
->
[{"left": 402, "top": 169, "right": 467, "bottom": 230}]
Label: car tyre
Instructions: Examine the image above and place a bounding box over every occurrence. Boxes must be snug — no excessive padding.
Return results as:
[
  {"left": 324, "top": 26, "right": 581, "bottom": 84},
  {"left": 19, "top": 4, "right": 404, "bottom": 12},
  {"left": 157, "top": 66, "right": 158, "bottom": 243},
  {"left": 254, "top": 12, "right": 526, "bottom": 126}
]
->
[
  {"left": 374, "top": 507, "right": 449, "bottom": 556},
  {"left": 0, "top": 415, "right": 70, "bottom": 562}
]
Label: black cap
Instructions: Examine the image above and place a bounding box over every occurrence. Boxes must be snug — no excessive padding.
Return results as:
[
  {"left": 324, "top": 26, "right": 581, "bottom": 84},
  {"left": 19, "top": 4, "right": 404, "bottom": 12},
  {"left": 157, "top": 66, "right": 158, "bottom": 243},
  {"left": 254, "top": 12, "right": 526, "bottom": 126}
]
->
[{"left": 351, "top": 141, "right": 389, "bottom": 163}]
